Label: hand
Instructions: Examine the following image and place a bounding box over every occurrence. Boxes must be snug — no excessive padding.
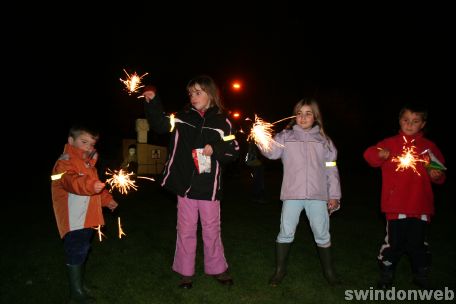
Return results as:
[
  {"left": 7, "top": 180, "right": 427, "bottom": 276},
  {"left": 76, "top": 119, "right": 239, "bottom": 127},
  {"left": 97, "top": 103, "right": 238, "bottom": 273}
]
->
[
  {"left": 107, "top": 200, "right": 118, "bottom": 211},
  {"left": 328, "top": 199, "right": 340, "bottom": 215},
  {"left": 143, "top": 90, "right": 156, "bottom": 103},
  {"left": 202, "top": 144, "right": 213, "bottom": 156},
  {"left": 428, "top": 169, "right": 444, "bottom": 181},
  {"left": 378, "top": 148, "right": 390, "bottom": 160},
  {"left": 93, "top": 181, "right": 105, "bottom": 193}
]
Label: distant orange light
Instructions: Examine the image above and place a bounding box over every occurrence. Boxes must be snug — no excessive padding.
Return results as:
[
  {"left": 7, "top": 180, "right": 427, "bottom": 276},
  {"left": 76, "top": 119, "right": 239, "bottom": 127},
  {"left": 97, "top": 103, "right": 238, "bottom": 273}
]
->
[
  {"left": 232, "top": 112, "right": 241, "bottom": 119},
  {"left": 232, "top": 81, "right": 242, "bottom": 91}
]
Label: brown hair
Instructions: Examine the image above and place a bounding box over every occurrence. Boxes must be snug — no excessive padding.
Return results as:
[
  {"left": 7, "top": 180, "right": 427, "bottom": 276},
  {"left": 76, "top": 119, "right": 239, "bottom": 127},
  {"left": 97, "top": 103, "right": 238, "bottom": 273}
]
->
[
  {"left": 186, "top": 75, "right": 224, "bottom": 113},
  {"left": 287, "top": 98, "right": 328, "bottom": 139}
]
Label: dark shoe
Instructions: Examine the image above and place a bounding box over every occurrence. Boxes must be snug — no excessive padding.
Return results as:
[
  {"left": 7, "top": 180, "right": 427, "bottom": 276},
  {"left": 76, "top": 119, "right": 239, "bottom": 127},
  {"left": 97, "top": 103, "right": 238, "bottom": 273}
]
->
[
  {"left": 413, "top": 267, "right": 431, "bottom": 290},
  {"left": 213, "top": 271, "right": 233, "bottom": 286},
  {"left": 377, "top": 261, "right": 394, "bottom": 290},
  {"left": 317, "top": 246, "right": 341, "bottom": 286},
  {"left": 178, "top": 276, "right": 193, "bottom": 289},
  {"left": 269, "top": 242, "right": 292, "bottom": 287}
]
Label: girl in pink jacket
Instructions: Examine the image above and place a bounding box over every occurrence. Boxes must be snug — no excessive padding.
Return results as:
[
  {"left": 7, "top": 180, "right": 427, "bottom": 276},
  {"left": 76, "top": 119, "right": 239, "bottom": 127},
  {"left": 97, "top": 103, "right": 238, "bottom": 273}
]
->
[{"left": 258, "top": 99, "right": 341, "bottom": 287}]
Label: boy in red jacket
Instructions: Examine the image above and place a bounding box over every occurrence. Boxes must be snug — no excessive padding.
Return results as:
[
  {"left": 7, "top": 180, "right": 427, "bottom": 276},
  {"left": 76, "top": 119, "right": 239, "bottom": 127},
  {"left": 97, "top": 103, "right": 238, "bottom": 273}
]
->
[
  {"left": 363, "top": 104, "right": 445, "bottom": 289},
  {"left": 51, "top": 124, "right": 118, "bottom": 303}
]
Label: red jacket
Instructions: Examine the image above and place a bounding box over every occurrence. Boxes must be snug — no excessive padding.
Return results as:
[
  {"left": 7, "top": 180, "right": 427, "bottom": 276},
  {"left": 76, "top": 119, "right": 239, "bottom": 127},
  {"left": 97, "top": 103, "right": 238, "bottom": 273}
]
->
[
  {"left": 51, "top": 144, "right": 113, "bottom": 238},
  {"left": 363, "top": 131, "right": 445, "bottom": 217}
]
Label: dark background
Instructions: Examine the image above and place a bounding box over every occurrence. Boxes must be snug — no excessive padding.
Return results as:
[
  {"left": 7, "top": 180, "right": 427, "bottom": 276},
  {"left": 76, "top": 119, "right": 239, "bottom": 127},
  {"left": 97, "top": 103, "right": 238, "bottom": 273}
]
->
[{"left": 6, "top": 2, "right": 452, "bottom": 180}]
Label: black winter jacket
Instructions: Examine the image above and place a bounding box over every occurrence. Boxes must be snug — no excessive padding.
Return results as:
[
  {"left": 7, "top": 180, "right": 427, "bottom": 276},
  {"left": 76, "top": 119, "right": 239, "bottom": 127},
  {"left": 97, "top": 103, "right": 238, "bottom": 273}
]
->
[{"left": 144, "top": 96, "right": 239, "bottom": 200}]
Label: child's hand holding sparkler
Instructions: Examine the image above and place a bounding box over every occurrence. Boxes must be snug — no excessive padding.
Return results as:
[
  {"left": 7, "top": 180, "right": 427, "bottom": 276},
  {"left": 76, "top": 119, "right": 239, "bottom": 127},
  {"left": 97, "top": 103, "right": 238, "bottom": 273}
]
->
[
  {"left": 94, "top": 180, "right": 106, "bottom": 193},
  {"left": 142, "top": 85, "right": 156, "bottom": 103},
  {"left": 377, "top": 147, "right": 390, "bottom": 160},
  {"left": 107, "top": 200, "right": 119, "bottom": 211},
  {"left": 328, "top": 199, "right": 340, "bottom": 215}
]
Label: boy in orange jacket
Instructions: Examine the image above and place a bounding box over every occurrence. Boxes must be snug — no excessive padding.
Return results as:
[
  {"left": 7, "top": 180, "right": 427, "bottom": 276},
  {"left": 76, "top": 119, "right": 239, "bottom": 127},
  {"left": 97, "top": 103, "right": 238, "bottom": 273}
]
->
[{"left": 51, "top": 124, "right": 118, "bottom": 303}]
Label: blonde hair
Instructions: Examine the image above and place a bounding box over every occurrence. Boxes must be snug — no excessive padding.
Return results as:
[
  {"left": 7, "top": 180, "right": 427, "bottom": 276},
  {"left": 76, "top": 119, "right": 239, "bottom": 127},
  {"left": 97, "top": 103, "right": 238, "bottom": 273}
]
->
[
  {"left": 186, "top": 75, "right": 224, "bottom": 113},
  {"left": 287, "top": 99, "right": 328, "bottom": 139}
]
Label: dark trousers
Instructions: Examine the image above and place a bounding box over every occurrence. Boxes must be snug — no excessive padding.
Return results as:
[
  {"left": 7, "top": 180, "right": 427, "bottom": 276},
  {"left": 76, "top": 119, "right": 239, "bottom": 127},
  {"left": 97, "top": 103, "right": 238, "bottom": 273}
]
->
[
  {"left": 379, "top": 218, "right": 427, "bottom": 271},
  {"left": 63, "top": 228, "right": 94, "bottom": 265},
  {"left": 251, "top": 165, "right": 265, "bottom": 200}
]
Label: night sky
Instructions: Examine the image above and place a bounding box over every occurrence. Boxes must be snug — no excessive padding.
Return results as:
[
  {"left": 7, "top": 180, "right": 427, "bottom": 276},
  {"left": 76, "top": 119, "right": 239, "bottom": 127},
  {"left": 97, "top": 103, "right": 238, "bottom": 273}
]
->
[{"left": 7, "top": 3, "right": 452, "bottom": 179}]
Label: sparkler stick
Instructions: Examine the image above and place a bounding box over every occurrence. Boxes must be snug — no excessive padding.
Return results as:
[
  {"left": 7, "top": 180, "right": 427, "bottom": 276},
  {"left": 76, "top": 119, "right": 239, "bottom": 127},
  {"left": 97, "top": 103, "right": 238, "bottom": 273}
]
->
[
  {"left": 118, "top": 217, "right": 126, "bottom": 239},
  {"left": 272, "top": 115, "right": 296, "bottom": 125},
  {"left": 119, "top": 69, "right": 148, "bottom": 95}
]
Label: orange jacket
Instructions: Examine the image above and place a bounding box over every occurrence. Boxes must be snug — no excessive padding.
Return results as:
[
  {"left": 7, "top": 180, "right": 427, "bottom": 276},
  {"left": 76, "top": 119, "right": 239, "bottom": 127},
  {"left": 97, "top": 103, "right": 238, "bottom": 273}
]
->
[{"left": 51, "top": 144, "right": 113, "bottom": 238}]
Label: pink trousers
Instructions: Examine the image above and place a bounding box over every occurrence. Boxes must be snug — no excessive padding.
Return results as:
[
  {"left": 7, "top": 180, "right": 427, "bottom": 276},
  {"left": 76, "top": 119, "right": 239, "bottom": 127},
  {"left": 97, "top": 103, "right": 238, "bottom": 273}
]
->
[{"left": 172, "top": 196, "right": 228, "bottom": 276}]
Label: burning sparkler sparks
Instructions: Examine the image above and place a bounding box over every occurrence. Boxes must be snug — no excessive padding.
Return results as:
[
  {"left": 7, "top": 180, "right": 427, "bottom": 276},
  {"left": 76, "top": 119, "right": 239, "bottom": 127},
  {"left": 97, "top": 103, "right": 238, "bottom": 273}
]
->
[
  {"left": 391, "top": 137, "right": 426, "bottom": 175},
  {"left": 247, "top": 115, "right": 296, "bottom": 152},
  {"left": 105, "top": 168, "right": 138, "bottom": 195},
  {"left": 118, "top": 217, "right": 126, "bottom": 239},
  {"left": 119, "top": 69, "right": 148, "bottom": 95}
]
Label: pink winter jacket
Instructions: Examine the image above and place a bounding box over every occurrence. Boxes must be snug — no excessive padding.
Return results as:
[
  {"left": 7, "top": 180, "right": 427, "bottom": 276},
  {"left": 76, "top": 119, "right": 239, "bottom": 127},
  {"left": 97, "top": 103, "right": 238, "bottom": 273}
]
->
[{"left": 260, "top": 125, "right": 341, "bottom": 201}]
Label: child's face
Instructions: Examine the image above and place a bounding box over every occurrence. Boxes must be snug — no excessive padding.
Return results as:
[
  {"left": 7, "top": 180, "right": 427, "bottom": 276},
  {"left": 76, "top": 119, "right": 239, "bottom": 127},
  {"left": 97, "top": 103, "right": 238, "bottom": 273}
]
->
[
  {"left": 295, "top": 105, "right": 315, "bottom": 130},
  {"left": 188, "top": 84, "right": 211, "bottom": 111},
  {"left": 399, "top": 110, "right": 426, "bottom": 136},
  {"left": 68, "top": 132, "right": 97, "bottom": 156},
  {"left": 128, "top": 148, "right": 136, "bottom": 156}
]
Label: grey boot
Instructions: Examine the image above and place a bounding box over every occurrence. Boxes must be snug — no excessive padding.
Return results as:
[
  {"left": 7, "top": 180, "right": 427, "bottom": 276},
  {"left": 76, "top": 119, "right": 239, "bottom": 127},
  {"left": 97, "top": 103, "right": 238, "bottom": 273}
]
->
[
  {"left": 66, "top": 264, "right": 96, "bottom": 303},
  {"left": 317, "top": 246, "right": 341, "bottom": 285},
  {"left": 269, "top": 242, "right": 291, "bottom": 287}
]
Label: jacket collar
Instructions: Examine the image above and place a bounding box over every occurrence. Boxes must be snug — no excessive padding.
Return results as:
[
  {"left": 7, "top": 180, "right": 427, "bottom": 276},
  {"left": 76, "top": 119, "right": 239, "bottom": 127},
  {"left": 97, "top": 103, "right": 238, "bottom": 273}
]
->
[{"left": 63, "top": 144, "right": 98, "bottom": 167}]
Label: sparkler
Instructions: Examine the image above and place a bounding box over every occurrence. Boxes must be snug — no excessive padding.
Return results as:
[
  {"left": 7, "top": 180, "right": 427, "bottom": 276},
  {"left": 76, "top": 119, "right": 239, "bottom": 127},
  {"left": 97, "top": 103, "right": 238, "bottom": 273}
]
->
[
  {"left": 247, "top": 115, "right": 277, "bottom": 151},
  {"left": 118, "top": 217, "right": 126, "bottom": 239},
  {"left": 391, "top": 137, "right": 426, "bottom": 175},
  {"left": 105, "top": 168, "right": 138, "bottom": 195},
  {"left": 119, "top": 69, "right": 148, "bottom": 95},
  {"left": 247, "top": 115, "right": 296, "bottom": 152}
]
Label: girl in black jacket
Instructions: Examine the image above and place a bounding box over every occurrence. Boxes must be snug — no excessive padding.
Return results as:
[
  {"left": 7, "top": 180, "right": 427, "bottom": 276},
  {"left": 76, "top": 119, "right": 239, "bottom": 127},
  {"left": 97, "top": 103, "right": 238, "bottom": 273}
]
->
[{"left": 143, "top": 75, "right": 239, "bottom": 289}]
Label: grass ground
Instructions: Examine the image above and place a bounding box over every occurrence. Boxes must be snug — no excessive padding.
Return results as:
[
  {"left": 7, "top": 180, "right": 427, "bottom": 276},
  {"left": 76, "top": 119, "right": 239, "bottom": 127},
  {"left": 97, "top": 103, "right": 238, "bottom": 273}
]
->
[{"left": 1, "top": 164, "right": 455, "bottom": 303}]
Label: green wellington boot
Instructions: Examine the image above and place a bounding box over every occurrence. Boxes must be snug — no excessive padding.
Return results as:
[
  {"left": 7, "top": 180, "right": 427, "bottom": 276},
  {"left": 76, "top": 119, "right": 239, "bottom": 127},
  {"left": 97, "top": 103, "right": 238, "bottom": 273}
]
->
[{"left": 269, "top": 242, "right": 292, "bottom": 287}]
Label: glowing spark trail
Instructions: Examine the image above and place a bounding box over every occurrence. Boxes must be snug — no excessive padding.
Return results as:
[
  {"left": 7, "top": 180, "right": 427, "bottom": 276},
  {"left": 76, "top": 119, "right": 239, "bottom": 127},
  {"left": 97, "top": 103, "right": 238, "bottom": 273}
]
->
[
  {"left": 118, "top": 217, "right": 126, "bottom": 239},
  {"left": 119, "top": 69, "right": 148, "bottom": 95},
  {"left": 94, "top": 225, "right": 106, "bottom": 242},
  {"left": 169, "top": 113, "right": 175, "bottom": 132},
  {"left": 105, "top": 169, "right": 138, "bottom": 195},
  {"left": 137, "top": 176, "right": 155, "bottom": 181}
]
